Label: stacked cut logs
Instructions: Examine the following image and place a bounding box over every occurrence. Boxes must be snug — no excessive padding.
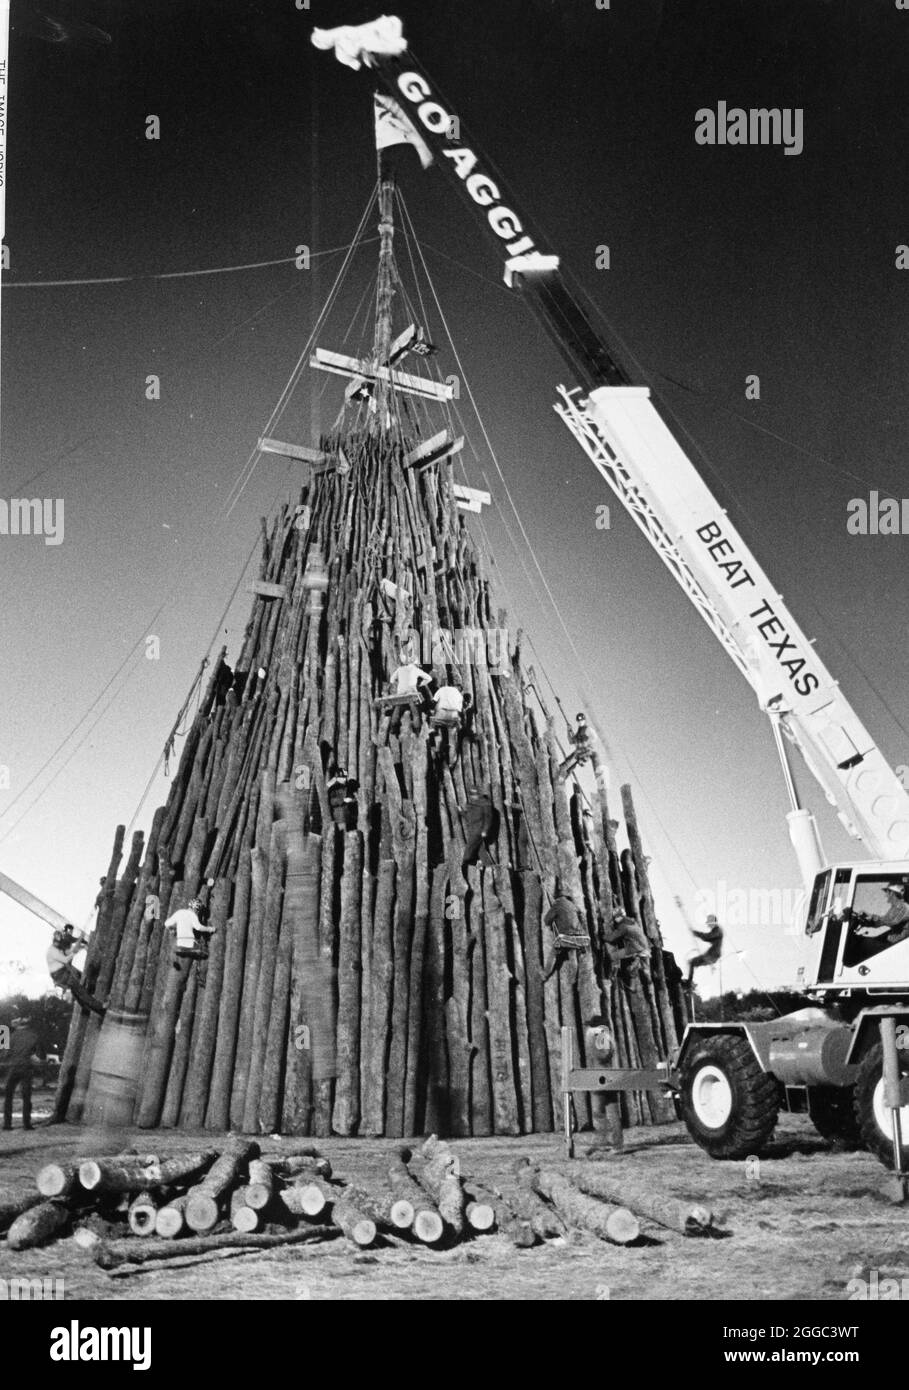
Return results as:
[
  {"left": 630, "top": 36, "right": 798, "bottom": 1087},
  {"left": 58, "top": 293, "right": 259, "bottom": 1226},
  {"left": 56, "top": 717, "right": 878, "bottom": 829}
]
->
[
  {"left": 54, "top": 414, "right": 686, "bottom": 1137},
  {"left": 1, "top": 1137, "right": 714, "bottom": 1271}
]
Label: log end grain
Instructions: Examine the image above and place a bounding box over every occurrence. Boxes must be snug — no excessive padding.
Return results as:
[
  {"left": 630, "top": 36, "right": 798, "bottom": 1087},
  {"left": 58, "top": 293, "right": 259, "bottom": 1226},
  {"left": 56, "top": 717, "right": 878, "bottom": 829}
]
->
[
  {"left": 465, "top": 1200, "right": 496, "bottom": 1232},
  {"left": 185, "top": 1193, "right": 220, "bottom": 1233},
  {"left": 604, "top": 1206, "right": 640, "bottom": 1245},
  {"left": 78, "top": 1161, "right": 103, "bottom": 1192},
  {"left": 128, "top": 1195, "right": 157, "bottom": 1238},
  {"left": 413, "top": 1209, "right": 444, "bottom": 1244},
  {"left": 154, "top": 1207, "right": 185, "bottom": 1239},
  {"left": 231, "top": 1205, "right": 259, "bottom": 1233},
  {"left": 390, "top": 1198, "right": 415, "bottom": 1229},
  {"left": 36, "top": 1164, "right": 75, "bottom": 1199},
  {"left": 298, "top": 1184, "right": 329, "bottom": 1217}
]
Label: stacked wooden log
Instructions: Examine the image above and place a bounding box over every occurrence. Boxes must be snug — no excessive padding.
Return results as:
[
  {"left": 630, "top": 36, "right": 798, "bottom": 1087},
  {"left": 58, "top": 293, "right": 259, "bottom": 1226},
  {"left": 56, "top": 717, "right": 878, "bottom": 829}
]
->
[
  {"left": 54, "top": 407, "right": 686, "bottom": 1137},
  {"left": 1, "top": 1137, "right": 715, "bottom": 1270}
]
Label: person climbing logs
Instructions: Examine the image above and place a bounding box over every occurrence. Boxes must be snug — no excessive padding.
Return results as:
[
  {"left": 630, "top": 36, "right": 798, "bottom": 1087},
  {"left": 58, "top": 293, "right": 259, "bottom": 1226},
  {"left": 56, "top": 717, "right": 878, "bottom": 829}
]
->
[
  {"left": 685, "top": 913, "right": 724, "bottom": 986},
  {"left": 603, "top": 909, "right": 650, "bottom": 988},
  {"left": 46, "top": 925, "right": 106, "bottom": 1016},
  {"left": 327, "top": 764, "right": 359, "bottom": 830},
  {"left": 559, "top": 712, "right": 594, "bottom": 776},
  {"left": 166, "top": 898, "right": 215, "bottom": 980},
  {"left": 461, "top": 787, "right": 495, "bottom": 874},
  {"left": 430, "top": 678, "right": 464, "bottom": 760},
  {"left": 542, "top": 889, "right": 590, "bottom": 981}
]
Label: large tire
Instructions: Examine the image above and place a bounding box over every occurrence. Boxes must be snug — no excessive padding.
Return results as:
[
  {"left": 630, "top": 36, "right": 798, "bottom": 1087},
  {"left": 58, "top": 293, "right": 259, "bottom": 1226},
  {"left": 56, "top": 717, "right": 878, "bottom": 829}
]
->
[
  {"left": 808, "top": 1086, "right": 863, "bottom": 1149},
  {"left": 854, "top": 1042, "right": 909, "bottom": 1169},
  {"left": 680, "top": 1033, "right": 780, "bottom": 1159}
]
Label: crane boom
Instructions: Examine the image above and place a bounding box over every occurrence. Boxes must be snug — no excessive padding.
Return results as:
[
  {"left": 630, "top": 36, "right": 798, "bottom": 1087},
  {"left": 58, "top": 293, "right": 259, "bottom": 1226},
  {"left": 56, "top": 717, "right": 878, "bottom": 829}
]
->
[
  {"left": 314, "top": 19, "right": 909, "bottom": 869},
  {"left": 0, "top": 869, "right": 70, "bottom": 930}
]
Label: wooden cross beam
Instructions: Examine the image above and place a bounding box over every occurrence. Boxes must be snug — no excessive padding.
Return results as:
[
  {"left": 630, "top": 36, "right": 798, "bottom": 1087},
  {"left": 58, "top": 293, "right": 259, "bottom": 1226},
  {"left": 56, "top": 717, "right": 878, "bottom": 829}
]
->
[
  {"left": 310, "top": 347, "right": 454, "bottom": 403},
  {"left": 402, "top": 429, "right": 465, "bottom": 471},
  {"left": 247, "top": 580, "right": 288, "bottom": 601},
  {"left": 258, "top": 437, "right": 327, "bottom": 466},
  {"left": 453, "top": 484, "right": 491, "bottom": 514}
]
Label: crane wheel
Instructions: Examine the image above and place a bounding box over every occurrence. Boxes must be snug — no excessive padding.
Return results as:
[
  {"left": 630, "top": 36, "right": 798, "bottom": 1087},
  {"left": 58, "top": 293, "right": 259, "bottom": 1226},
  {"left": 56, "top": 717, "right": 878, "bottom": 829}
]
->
[
  {"left": 680, "top": 1033, "right": 780, "bottom": 1159},
  {"left": 854, "top": 1042, "right": 909, "bottom": 1170},
  {"left": 807, "top": 1086, "right": 863, "bottom": 1149}
]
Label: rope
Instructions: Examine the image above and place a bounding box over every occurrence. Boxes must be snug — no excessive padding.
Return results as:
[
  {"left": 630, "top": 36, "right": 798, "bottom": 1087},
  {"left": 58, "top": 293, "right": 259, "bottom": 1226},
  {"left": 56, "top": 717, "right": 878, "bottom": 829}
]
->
[
  {"left": 223, "top": 187, "right": 379, "bottom": 519},
  {"left": 2, "top": 240, "right": 376, "bottom": 290}
]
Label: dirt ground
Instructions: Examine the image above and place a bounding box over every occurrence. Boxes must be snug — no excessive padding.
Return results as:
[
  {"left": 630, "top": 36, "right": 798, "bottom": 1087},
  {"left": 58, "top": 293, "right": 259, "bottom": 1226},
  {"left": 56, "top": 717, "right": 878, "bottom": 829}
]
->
[{"left": 1, "top": 1100, "right": 907, "bottom": 1301}]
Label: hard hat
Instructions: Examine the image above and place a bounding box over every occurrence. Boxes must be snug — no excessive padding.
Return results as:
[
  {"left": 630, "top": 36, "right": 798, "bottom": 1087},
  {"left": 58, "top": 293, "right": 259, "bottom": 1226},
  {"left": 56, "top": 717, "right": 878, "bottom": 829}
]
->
[{"left": 885, "top": 884, "right": 905, "bottom": 897}]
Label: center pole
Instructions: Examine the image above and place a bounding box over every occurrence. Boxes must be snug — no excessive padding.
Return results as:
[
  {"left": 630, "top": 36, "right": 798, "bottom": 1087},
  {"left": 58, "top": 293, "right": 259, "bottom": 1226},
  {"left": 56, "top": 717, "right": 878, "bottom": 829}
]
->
[{"left": 371, "top": 156, "right": 397, "bottom": 430}]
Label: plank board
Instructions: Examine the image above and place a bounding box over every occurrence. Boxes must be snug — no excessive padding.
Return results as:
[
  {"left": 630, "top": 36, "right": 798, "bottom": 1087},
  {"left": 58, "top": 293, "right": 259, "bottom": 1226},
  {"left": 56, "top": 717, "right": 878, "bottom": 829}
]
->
[{"left": 310, "top": 348, "right": 453, "bottom": 402}]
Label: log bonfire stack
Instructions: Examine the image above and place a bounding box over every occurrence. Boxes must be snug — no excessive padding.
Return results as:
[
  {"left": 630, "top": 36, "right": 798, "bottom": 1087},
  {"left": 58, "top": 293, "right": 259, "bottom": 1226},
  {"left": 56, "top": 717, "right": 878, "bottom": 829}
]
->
[{"left": 53, "top": 173, "right": 687, "bottom": 1140}]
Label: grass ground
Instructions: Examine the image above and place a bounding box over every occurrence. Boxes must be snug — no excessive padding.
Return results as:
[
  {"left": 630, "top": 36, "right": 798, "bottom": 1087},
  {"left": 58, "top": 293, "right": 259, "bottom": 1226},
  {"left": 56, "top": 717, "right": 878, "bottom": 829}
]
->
[{"left": 1, "top": 1095, "right": 907, "bottom": 1300}]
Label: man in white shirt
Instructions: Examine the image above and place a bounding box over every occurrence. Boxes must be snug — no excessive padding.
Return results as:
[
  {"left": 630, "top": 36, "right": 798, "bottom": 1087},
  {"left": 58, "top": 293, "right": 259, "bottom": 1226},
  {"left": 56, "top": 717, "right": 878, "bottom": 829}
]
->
[
  {"left": 430, "top": 681, "right": 465, "bottom": 759},
  {"left": 166, "top": 899, "right": 215, "bottom": 975},
  {"left": 46, "top": 925, "right": 106, "bottom": 1016},
  {"left": 390, "top": 661, "right": 432, "bottom": 698}
]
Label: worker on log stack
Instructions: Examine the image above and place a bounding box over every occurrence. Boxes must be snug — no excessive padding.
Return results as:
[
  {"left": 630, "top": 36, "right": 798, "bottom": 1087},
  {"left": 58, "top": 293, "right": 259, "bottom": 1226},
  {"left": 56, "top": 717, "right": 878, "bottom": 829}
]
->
[
  {"left": 430, "top": 677, "right": 464, "bottom": 761},
  {"left": 603, "top": 910, "right": 650, "bottom": 987},
  {"left": 542, "top": 888, "right": 590, "bottom": 981},
  {"left": 461, "top": 788, "right": 496, "bottom": 874},
  {"left": 2, "top": 1013, "right": 44, "bottom": 1131},
  {"left": 327, "top": 764, "right": 359, "bottom": 830},
  {"left": 685, "top": 914, "right": 724, "bottom": 987},
  {"left": 46, "top": 925, "right": 106, "bottom": 1016},
  {"left": 389, "top": 658, "right": 432, "bottom": 701},
  {"left": 166, "top": 898, "right": 215, "bottom": 981},
  {"left": 559, "top": 713, "right": 594, "bottom": 776},
  {"left": 386, "top": 658, "right": 432, "bottom": 730}
]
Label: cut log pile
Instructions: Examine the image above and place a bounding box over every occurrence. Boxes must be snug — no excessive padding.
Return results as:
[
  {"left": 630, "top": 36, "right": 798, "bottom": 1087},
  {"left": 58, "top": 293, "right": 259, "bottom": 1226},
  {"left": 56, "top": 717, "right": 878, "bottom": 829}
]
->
[
  {"left": 53, "top": 180, "right": 687, "bottom": 1139},
  {"left": 0, "top": 1136, "right": 715, "bottom": 1272}
]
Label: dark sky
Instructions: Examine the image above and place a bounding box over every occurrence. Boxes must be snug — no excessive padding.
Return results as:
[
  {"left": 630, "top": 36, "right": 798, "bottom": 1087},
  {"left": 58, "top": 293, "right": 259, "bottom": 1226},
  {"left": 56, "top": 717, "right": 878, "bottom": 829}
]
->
[{"left": 2, "top": 0, "right": 908, "bottom": 993}]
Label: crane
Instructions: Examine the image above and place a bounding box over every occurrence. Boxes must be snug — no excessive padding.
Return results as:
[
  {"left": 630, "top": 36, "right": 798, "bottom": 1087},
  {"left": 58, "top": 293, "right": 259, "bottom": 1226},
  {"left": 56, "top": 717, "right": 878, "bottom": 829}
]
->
[{"left": 316, "top": 17, "right": 909, "bottom": 1172}]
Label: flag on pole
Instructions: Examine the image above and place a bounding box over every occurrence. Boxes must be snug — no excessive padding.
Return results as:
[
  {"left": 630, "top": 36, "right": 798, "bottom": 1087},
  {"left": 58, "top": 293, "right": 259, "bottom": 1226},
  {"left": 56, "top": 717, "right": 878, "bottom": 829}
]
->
[{"left": 374, "top": 93, "right": 434, "bottom": 169}]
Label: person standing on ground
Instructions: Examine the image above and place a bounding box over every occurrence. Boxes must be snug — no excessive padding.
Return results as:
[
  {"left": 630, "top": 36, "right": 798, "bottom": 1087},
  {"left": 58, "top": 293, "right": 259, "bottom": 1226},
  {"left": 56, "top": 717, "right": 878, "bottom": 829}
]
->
[{"left": 3, "top": 1014, "right": 45, "bottom": 1131}]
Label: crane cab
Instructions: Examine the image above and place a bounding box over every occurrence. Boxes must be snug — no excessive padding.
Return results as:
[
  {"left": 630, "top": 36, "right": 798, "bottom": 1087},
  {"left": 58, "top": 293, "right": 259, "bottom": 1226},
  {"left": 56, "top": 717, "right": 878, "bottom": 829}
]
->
[{"left": 800, "top": 863, "right": 909, "bottom": 998}]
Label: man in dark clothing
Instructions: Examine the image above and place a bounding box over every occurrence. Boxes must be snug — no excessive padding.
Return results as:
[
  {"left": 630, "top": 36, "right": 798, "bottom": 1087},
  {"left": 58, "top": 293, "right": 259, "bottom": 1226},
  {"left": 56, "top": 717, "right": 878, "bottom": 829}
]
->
[
  {"left": 603, "top": 911, "right": 650, "bottom": 986},
  {"left": 461, "top": 790, "right": 495, "bottom": 873},
  {"left": 686, "top": 915, "right": 724, "bottom": 986},
  {"left": 327, "top": 766, "right": 359, "bottom": 830},
  {"left": 542, "top": 892, "right": 589, "bottom": 981},
  {"left": 46, "top": 926, "right": 106, "bottom": 1016},
  {"left": 3, "top": 1016, "right": 44, "bottom": 1131}
]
